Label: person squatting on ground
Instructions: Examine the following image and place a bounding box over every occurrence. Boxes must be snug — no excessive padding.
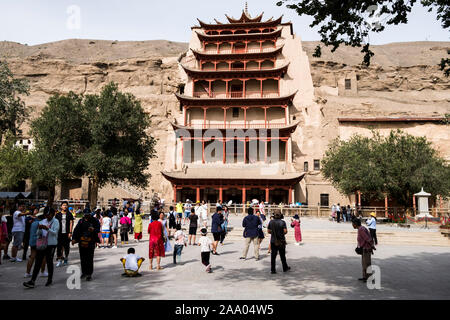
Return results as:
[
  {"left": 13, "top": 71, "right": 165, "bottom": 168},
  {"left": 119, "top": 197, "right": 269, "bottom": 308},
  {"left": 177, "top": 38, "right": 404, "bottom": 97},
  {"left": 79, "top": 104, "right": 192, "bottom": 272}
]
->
[
  {"left": 173, "top": 224, "right": 187, "bottom": 264},
  {"left": 55, "top": 201, "right": 74, "bottom": 266},
  {"left": 121, "top": 247, "right": 145, "bottom": 277},
  {"left": 267, "top": 211, "right": 290, "bottom": 274},
  {"left": 240, "top": 207, "right": 262, "bottom": 261},
  {"left": 71, "top": 211, "right": 101, "bottom": 281},
  {"left": 23, "top": 207, "right": 60, "bottom": 288},
  {"left": 352, "top": 217, "right": 376, "bottom": 282},
  {"left": 198, "top": 228, "right": 212, "bottom": 273}
]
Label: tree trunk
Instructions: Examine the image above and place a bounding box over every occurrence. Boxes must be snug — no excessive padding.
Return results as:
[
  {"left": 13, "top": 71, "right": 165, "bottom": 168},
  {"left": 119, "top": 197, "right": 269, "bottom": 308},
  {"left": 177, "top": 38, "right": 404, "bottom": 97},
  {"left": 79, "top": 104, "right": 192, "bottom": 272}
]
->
[
  {"left": 47, "top": 184, "right": 56, "bottom": 208},
  {"left": 89, "top": 176, "right": 99, "bottom": 209}
]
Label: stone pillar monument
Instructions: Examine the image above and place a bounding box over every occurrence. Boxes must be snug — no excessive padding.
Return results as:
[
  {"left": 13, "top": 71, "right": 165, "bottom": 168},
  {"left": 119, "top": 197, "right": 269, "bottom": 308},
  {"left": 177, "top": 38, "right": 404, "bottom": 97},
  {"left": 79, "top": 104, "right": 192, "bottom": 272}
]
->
[{"left": 414, "top": 188, "right": 432, "bottom": 218}]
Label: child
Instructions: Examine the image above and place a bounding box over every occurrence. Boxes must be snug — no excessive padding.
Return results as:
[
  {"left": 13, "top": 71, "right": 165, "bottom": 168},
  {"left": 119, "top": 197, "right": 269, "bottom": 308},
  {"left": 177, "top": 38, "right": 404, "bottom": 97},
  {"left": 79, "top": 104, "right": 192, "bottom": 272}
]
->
[
  {"left": 198, "top": 228, "right": 212, "bottom": 273},
  {"left": 120, "top": 248, "right": 145, "bottom": 277},
  {"left": 290, "top": 214, "right": 302, "bottom": 245},
  {"left": 173, "top": 224, "right": 187, "bottom": 264}
]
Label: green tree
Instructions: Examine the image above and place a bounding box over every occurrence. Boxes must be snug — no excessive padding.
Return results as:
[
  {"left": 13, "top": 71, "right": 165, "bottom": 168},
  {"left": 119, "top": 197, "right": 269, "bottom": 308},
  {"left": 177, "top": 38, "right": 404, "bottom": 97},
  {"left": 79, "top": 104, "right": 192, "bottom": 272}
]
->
[
  {"left": 321, "top": 130, "right": 450, "bottom": 207},
  {"left": 0, "top": 132, "right": 30, "bottom": 190},
  {"left": 81, "top": 82, "right": 157, "bottom": 208},
  {"left": 276, "top": 0, "right": 449, "bottom": 74},
  {"left": 0, "top": 61, "right": 30, "bottom": 143},
  {"left": 29, "top": 92, "right": 87, "bottom": 206}
]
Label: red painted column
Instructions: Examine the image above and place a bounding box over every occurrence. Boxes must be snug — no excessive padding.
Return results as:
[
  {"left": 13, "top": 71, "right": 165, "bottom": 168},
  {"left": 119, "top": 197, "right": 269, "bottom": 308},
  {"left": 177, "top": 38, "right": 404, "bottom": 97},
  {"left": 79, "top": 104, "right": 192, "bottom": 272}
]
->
[
  {"left": 284, "top": 106, "right": 288, "bottom": 125},
  {"left": 412, "top": 194, "right": 416, "bottom": 214},
  {"left": 264, "top": 107, "right": 267, "bottom": 128},
  {"left": 265, "top": 187, "right": 269, "bottom": 203},
  {"left": 244, "top": 107, "right": 247, "bottom": 128},
  {"left": 384, "top": 194, "right": 388, "bottom": 217},
  {"left": 202, "top": 139, "right": 205, "bottom": 164},
  {"left": 203, "top": 108, "right": 207, "bottom": 129},
  {"left": 219, "top": 187, "right": 223, "bottom": 202},
  {"left": 259, "top": 41, "right": 262, "bottom": 52},
  {"left": 196, "top": 187, "right": 200, "bottom": 203},
  {"left": 223, "top": 108, "right": 227, "bottom": 128},
  {"left": 225, "top": 80, "right": 229, "bottom": 97},
  {"left": 358, "top": 191, "right": 361, "bottom": 206},
  {"left": 244, "top": 139, "right": 247, "bottom": 164},
  {"left": 243, "top": 79, "right": 246, "bottom": 98},
  {"left": 260, "top": 79, "right": 263, "bottom": 97},
  {"left": 208, "top": 80, "right": 212, "bottom": 97},
  {"left": 242, "top": 187, "right": 246, "bottom": 205},
  {"left": 173, "top": 185, "right": 177, "bottom": 202},
  {"left": 181, "top": 137, "right": 184, "bottom": 163},
  {"left": 223, "top": 139, "right": 226, "bottom": 164}
]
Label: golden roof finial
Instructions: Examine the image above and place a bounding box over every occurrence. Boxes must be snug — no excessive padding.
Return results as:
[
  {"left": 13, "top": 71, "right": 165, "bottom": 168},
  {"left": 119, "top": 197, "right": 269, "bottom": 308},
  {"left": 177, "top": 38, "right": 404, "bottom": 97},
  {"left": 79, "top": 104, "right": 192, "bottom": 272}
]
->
[{"left": 245, "top": 2, "right": 249, "bottom": 16}]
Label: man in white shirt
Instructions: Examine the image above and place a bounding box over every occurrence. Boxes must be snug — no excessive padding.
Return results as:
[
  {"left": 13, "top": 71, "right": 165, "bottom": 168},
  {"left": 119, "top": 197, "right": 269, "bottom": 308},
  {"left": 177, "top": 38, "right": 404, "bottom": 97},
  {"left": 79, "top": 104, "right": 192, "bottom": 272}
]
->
[
  {"left": 120, "top": 247, "right": 145, "bottom": 277},
  {"left": 10, "top": 203, "right": 31, "bottom": 262}
]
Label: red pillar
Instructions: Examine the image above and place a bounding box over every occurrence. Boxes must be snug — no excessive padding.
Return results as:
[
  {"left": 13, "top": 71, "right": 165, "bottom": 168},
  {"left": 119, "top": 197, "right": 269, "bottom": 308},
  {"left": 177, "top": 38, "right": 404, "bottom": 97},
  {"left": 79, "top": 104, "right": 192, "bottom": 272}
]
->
[
  {"left": 357, "top": 191, "right": 361, "bottom": 206},
  {"left": 203, "top": 108, "right": 207, "bottom": 129},
  {"left": 173, "top": 185, "right": 177, "bottom": 202},
  {"left": 243, "top": 79, "right": 246, "bottom": 98},
  {"left": 384, "top": 194, "right": 388, "bottom": 217},
  {"left": 223, "top": 139, "right": 226, "bottom": 164},
  {"left": 244, "top": 139, "right": 247, "bottom": 164},
  {"left": 202, "top": 139, "right": 205, "bottom": 164},
  {"left": 284, "top": 106, "right": 288, "bottom": 125},
  {"left": 223, "top": 108, "right": 227, "bottom": 128},
  {"left": 260, "top": 79, "right": 263, "bottom": 97},
  {"left": 219, "top": 187, "right": 223, "bottom": 202},
  {"left": 412, "top": 194, "right": 416, "bottom": 214},
  {"left": 225, "top": 80, "right": 229, "bottom": 97},
  {"left": 181, "top": 137, "right": 184, "bottom": 162},
  {"left": 265, "top": 188, "right": 269, "bottom": 203},
  {"left": 264, "top": 107, "right": 267, "bottom": 128},
  {"left": 242, "top": 187, "right": 246, "bottom": 205},
  {"left": 196, "top": 187, "right": 200, "bottom": 203},
  {"left": 244, "top": 107, "right": 247, "bottom": 128},
  {"left": 208, "top": 80, "right": 212, "bottom": 97}
]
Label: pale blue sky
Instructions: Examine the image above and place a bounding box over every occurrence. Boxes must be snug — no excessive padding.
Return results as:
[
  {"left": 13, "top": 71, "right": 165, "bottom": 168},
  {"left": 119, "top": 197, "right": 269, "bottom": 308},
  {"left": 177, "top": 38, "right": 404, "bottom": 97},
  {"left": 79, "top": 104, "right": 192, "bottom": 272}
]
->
[{"left": 0, "top": 0, "right": 448, "bottom": 45}]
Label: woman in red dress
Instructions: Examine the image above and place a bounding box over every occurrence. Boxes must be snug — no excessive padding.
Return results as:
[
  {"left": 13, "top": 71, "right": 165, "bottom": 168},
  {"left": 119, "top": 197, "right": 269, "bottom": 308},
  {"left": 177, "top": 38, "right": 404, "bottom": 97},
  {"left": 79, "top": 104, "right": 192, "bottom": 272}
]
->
[{"left": 148, "top": 211, "right": 165, "bottom": 270}]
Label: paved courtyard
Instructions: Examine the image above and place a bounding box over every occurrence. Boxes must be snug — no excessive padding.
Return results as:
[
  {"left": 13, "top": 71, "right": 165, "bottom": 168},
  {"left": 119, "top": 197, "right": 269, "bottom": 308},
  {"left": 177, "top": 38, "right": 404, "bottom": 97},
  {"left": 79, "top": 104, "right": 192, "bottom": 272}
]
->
[{"left": 0, "top": 217, "right": 449, "bottom": 300}]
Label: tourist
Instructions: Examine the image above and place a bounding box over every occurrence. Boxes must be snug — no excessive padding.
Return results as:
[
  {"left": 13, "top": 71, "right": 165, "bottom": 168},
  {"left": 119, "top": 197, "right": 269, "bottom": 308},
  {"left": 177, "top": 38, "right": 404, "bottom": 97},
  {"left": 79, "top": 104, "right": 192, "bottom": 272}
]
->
[
  {"left": 148, "top": 211, "right": 165, "bottom": 270},
  {"left": 352, "top": 217, "right": 375, "bottom": 282},
  {"left": 55, "top": 201, "right": 75, "bottom": 266},
  {"left": 290, "top": 214, "right": 302, "bottom": 245},
  {"left": 71, "top": 211, "right": 101, "bottom": 281},
  {"left": 188, "top": 208, "right": 199, "bottom": 245},
  {"left": 0, "top": 212, "right": 9, "bottom": 264},
  {"left": 168, "top": 206, "right": 177, "bottom": 238},
  {"left": 342, "top": 205, "right": 347, "bottom": 222},
  {"left": 24, "top": 209, "right": 46, "bottom": 278},
  {"left": 219, "top": 205, "right": 229, "bottom": 245},
  {"left": 120, "top": 247, "right": 144, "bottom": 277},
  {"left": 100, "top": 212, "right": 112, "bottom": 248},
  {"left": 120, "top": 212, "right": 131, "bottom": 245},
  {"left": 176, "top": 201, "right": 183, "bottom": 225},
  {"left": 347, "top": 205, "right": 352, "bottom": 221},
  {"left": 255, "top": 210, "right": 265, "bottom": 246},
  {"left": 198, "top": 228, "right": 212, "bottom": 273},
  {"left": 134, "top": 209, "right": 143, "bottom": 242},
  {"left": 331, "top": 204, "right": 336, "bottom": 221},
  {"left": 23, "top": 207, "right": 60, "bottom": 288},
  {"left": 211, "top": 206, "right": 224, "bottom": 255},
  {"left": 240, "top": 207, "right": 262, "bottom": 261},
  {"left": 173, "top": 224, "right": 187, "bottom": 264},
  {"left": 259, "top": 201, "right": 266, "bottom": 217},
  {"left": 366, "top": 212, "right": 378, "bottom": 245},
  {"left": 127, "top": 205, "right": 134, "bottom": 234},
  {"left": 336, "top": 203, "right": 341, "bottom": 223},
  {"left": 159, "top": 211, "right": 172, "bottom": 253},
  {"left": 10, "top": 203, "right": 31, "bottom": 262},
  {"left": 111, "top": 208, "right": 119, "bottom": 248},
  {"left": 267, "top": 211, "right": 290, "bottom": 274},
  {"left": 183, "top": 199, "right": 192, "bottom": 226},
  {"left": 22, "top": 207, "right": 36, "bottom": 261},
  {"left": 199, "top": 200, "right": 208, "bottom": 229}
]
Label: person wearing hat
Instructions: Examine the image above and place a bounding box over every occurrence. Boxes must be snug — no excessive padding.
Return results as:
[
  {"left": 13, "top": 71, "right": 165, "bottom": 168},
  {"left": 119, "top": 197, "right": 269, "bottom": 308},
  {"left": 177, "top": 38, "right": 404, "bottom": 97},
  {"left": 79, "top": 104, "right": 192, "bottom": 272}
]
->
[
  {"left": 366, "top": 212, "right": 378, "bottom": 245},
  {"left": 24, "top": 209, "right": 46, "bottom": 278},
  {"left": 290, "top": 214, "right": 302, "bottom": 245},
  {"left": 183, "top": 199, "right": 192, "bottom": 226}
]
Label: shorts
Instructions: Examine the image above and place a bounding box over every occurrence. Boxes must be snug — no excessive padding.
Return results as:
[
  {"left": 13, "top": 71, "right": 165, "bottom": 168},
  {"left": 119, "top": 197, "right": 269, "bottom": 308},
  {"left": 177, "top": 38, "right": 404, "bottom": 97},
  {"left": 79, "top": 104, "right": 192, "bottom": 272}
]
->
[
  {"left": 185, "top": 211, "right": 190, "bottom": 218},
  {"left": 212, "top": 232, "right": 221, "bottom": 241},
  {"left": 101, "top": 230, "right": 110, "bottom": 239},
  {"left": 12, "top": 231, "right": 24, "bottom": 248},
  {"left": 177, "top": 212, "right": 182, "bottom": 219},
  {"left": 111, "top": 228, "right": 118, "bottom": 235},
  {"left": 169, "top": 220, "right": 176, "bottom": 229},
  {"left": 189, "top": 226, "right": 197, "bottom": 235}
]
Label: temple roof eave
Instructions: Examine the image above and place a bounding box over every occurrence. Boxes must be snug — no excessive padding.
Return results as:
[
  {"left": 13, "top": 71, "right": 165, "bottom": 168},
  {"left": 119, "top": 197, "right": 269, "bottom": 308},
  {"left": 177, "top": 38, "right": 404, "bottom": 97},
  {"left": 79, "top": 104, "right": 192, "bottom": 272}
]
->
[
  {"left": 196, "top": 16, "right": 283, "bottom": 30},
  {"left": 191, "top": 45, "right": 284, "bottom": 60},
  {"left": 170, "top": 121, "right": 300, "bottom": 134},
  {"left": 196, "top": 28, "right": 282, "bottom": 41},
  {"left": 174, "top": 91, "right": 298, "bottom": 106},
  {"left": 181, "top": 62, "right": 290, "bottom": 78}
]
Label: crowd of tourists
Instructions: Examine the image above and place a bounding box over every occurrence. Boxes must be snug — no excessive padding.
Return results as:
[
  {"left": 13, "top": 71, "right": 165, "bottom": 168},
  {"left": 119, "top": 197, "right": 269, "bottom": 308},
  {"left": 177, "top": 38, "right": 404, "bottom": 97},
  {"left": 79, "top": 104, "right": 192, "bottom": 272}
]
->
[{"left": 0, "top": 197, "right": 378, "bottom": 288}]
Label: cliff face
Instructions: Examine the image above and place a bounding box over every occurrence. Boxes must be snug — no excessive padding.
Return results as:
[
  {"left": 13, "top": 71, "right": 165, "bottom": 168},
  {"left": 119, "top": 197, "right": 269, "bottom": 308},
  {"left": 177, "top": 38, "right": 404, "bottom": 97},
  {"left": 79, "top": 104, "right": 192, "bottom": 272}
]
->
[{"left": 1, "top": 39, "right": 449, "bottom": 201}]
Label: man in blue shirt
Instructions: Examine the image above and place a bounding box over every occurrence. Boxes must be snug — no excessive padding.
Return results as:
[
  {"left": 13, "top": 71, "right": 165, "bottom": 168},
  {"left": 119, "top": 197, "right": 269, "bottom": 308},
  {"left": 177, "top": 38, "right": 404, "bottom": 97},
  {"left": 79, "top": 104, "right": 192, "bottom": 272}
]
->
[
  {"left": 240, "top": 207, "right": 262, "bottom": 261},
  {"left": 210, "top": 206, "right": 224, "bottom": 255}
]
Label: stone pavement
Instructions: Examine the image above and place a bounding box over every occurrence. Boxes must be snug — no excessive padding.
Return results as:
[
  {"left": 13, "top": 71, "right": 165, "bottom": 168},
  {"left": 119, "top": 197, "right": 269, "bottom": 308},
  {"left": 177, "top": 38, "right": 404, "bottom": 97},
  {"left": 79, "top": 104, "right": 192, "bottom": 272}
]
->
[{"left": 0, "top": 218, "right": 449, "bottom": 300}]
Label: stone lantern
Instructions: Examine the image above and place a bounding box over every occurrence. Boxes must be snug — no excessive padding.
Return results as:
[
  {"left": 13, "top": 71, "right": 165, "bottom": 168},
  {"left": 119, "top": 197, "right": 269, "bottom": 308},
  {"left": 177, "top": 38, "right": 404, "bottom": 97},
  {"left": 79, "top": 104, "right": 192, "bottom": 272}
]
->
[{"left": 414, "top": 188, "right": 432, "bottom": 218}]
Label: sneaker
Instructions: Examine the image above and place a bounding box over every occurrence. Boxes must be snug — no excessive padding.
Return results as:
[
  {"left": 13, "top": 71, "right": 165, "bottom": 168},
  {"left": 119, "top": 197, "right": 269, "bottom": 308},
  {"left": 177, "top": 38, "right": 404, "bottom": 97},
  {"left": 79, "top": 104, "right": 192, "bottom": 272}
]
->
[
  {"left": 63, "top": 259, "right": 68, "bottom": 266},
  {"left": 86, "top": 275, "right": 92, "bottom": 281},
  {"left": 24, "top": 273, "right": 32, "bottom": 278},
  {"left": 113, "top": 246, "right": 117, "bottom": 249},
  {"left": 56, "top": 261, "right": 62, "bottom": 267},
  {"left": 206, "top": 264, "right": 211, "bottom": 272},
  {"left": 15, "top": 258, "right": 22, "bottom": 262},
  {"left": 23, "top": 281, "right": 35, "bottom": 288},
  {"left": 45, "top": 280, "right": 52, "bottom": 287},
  {"left": 283, "top": 266, "right": 291, "bottom": 272},
  {"left": 40, "top": 271, "right": 48, "bottom": 277},
  {"left": 239, "top": 257, "right": 246, "bottom": 260}
]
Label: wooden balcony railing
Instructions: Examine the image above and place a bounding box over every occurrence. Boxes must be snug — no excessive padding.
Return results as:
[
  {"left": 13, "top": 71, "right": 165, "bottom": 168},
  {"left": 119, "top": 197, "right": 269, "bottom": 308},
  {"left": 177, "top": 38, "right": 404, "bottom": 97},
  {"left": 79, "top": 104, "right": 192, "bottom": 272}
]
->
[
  {"left": 203, "top": 46, "right": 281, "bottom": 54},
  {"left": 187, "top": 122, "right": 287, "bottom": 129},
  {"left": 193, "top": 91, "right": 280, "bottom": 99}
]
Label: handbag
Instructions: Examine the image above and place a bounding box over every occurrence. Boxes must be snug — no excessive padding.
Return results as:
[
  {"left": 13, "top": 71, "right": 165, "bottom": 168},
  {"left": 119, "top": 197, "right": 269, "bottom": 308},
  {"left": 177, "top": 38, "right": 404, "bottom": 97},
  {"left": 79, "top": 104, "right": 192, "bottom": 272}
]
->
[
  {"left": 355, "top": 247, "right": 363, "bottom": 255},
  {"left": 36, "top": 221, "right": 53, "bottom": 250}
]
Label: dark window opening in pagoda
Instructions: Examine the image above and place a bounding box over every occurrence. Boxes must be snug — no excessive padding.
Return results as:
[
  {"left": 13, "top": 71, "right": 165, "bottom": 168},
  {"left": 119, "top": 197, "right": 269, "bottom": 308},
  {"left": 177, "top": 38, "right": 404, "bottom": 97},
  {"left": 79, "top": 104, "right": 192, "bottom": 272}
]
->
[
  {"left": 230, "top": 83, "right": 243, "bottom": 97},
  {"left": 320, "top": 194, "right": 329, "bottom": 207},
  {"left": 178, "top": 84, "right": 185, "bottom": 95},
  {"left": 179, "top": 103, "right": 183, "bottom": 112},
  {"left": 232, "top": 107, "right": 240, "bottom": 118},
  {"left": 233, "top": 43, "right": 246, "bottom": 54},
  {"left": 221, "top": 30, "right": 233, "bottom": 35},
  {"left": 234, "top": 29, "right": 246, "bottom": 35},
  {"left": 314, "top": 159, "right": 320, "bottom": 171},
  {"left": 345, "top": 79, "right": 351, "bottom": 90},
  {"left": 231, "top": 61, "right": 244, "bottom": 70}
]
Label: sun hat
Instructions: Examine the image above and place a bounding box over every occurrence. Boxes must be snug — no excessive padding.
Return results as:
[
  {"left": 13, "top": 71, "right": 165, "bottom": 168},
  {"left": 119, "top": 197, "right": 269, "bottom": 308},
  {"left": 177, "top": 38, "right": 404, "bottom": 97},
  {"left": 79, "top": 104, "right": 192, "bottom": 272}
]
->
[
  {"left": 293, "top": 214, "right": 300, "bottom": 220},
  {"left": 370, "top": 212, "right": 376, "bottom": 217}
]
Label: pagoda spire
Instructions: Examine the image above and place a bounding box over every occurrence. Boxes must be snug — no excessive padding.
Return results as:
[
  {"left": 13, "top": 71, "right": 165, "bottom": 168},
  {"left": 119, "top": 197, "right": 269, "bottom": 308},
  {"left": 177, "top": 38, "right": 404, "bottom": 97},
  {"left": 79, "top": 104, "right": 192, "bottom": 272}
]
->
[{"left": 245, "top": 2, "right": 249, "bottom": 16}]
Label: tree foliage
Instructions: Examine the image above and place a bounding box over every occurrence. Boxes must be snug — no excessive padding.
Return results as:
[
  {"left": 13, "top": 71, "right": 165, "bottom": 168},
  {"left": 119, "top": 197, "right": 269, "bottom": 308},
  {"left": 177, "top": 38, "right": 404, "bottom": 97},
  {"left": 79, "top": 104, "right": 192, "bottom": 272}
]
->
[
  {"left": 276, "top": 0, "right": 449, "bottom": 73},
  {"left": 81, "top": 82, "right": 157, "bottom": 207},
  {"left": 321, "top": 130, "right": 450, "bottom": 207},
  {"left": 0, "top": 61, "right": 30, "bottom": 142},
  {"left": 0, "top": 132, "right": 30, "bottom": 190}
]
